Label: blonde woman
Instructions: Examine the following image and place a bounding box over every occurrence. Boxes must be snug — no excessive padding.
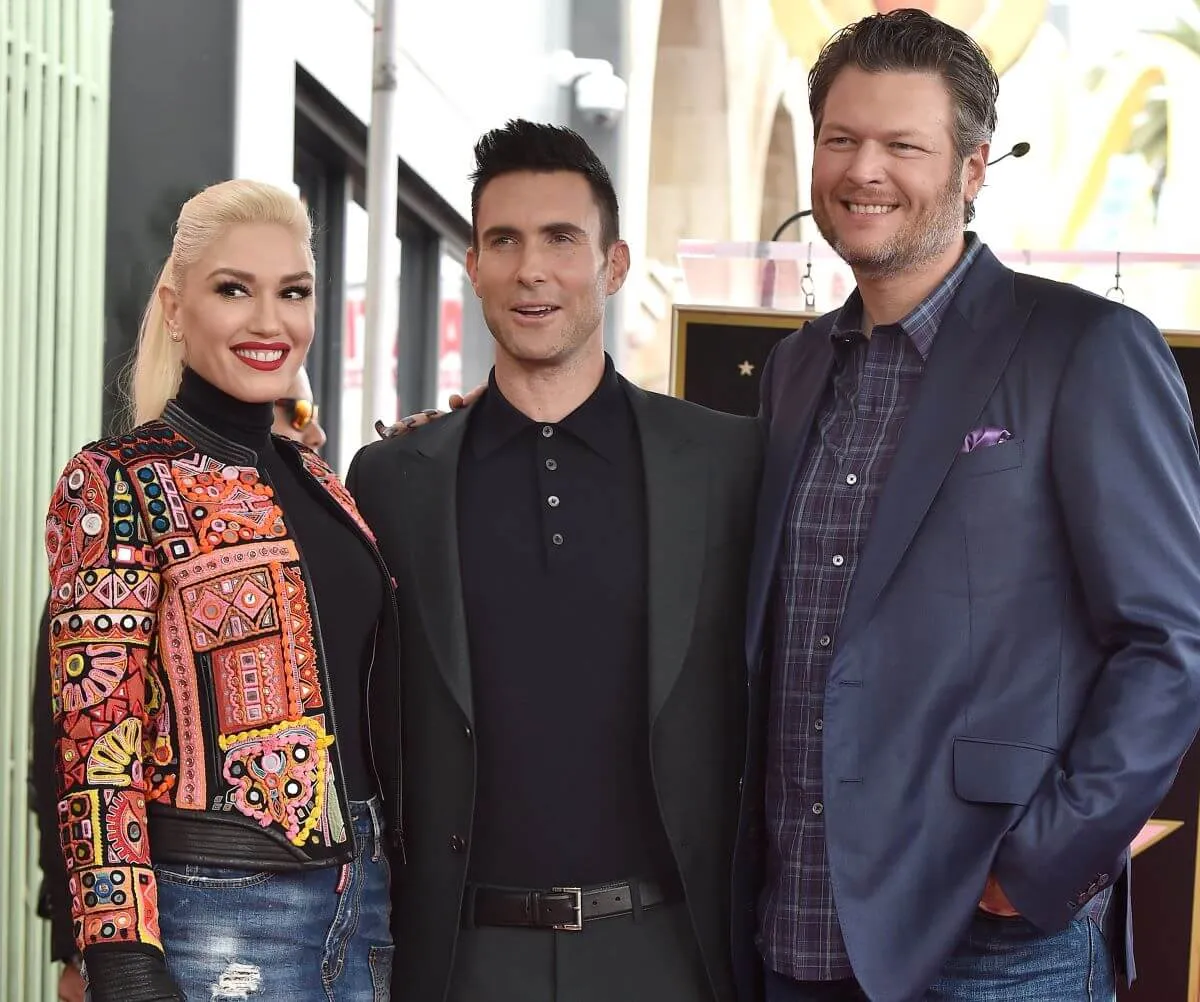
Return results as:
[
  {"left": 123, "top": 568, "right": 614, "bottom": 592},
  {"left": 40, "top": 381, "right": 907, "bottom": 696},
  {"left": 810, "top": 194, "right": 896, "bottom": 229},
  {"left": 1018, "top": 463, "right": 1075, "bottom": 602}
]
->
[{"left": 45, "top": 180, "right": 399, "bottom": 1001}]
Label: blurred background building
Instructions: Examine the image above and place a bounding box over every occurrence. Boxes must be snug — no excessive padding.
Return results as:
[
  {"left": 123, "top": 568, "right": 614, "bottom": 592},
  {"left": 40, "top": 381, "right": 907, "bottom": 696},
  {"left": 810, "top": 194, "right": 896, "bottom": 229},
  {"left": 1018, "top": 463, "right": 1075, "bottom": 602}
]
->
[{"left": 3, "top": 0, "right": 1200, "bottom": 997}]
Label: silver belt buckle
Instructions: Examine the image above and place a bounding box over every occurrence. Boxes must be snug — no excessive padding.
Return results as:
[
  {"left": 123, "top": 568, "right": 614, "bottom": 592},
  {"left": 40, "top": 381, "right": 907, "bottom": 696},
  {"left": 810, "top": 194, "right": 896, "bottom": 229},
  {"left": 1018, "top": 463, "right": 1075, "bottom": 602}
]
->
[{"left": 550, "top": 886, "right": 583, "bottom": 931}]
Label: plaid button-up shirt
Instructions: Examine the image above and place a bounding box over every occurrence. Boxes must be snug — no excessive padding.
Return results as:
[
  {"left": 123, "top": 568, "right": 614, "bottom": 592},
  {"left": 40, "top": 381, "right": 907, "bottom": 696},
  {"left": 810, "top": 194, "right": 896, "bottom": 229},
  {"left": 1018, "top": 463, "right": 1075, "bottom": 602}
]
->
[{"left": 759, "top": 235, "right": 983, "bottom": 981}]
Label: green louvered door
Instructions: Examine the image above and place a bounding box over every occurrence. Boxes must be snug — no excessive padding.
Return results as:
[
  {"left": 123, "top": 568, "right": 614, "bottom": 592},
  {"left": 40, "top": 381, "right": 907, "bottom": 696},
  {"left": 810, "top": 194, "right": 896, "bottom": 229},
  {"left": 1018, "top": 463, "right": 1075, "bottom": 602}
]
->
[{"left": 0, "top": 1, "right": 112, "bottom": 998}]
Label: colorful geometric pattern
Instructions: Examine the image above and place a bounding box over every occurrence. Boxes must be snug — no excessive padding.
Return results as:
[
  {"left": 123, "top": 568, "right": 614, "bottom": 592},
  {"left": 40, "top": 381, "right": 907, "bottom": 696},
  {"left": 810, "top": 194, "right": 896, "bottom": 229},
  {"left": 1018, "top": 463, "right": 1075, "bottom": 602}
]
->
[
  {"left": 279, "top": 564, "right": 322, "bottom": 709},
  {"left": 44, "top": 421, "right": 378, "bottom": 958},
  {"left": 219, "top": 717, "right": 334, "bottom": 845},
  {"left": 180, "top": 567, "right": 278, "bottom": 651},
  {"left": 72, "top": 864, "right": 160, "bottom": 951},
  {"left": 212, "top": 637, "right": 295, "bottom": 732}
]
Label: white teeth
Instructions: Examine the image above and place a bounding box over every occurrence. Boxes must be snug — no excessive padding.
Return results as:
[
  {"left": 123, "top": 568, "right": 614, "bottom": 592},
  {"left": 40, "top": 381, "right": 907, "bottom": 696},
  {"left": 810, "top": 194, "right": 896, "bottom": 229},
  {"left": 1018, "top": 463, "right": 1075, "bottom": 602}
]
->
[
  {"left": 235, "top": 349, "right": 284, "bottom": 362},
  {"left": 848, "top": 203, "right": 896, "bottom": 215}
]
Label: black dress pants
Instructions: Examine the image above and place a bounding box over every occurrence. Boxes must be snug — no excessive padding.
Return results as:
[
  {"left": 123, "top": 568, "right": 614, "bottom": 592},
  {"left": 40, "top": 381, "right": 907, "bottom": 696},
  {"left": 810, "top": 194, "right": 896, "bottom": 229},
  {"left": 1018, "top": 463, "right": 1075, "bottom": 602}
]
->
[
  {"left": 763, "top": 966, "right": 868, "bottom": 1002},
  {"left": 447, "top": 902, "right": 713, "bottom": 1002}
]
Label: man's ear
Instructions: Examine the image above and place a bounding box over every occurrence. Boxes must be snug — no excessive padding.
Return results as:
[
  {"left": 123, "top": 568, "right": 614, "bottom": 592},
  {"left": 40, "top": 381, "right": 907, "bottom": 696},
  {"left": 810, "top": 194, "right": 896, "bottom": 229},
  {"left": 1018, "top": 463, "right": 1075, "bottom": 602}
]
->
[
  {"left": 465, "top": 245, "right": 482, "bottom": 298},
  {"left": 964, "top": 143, "right": 989, "bottom": 204},
  {"left": 606, "top": 240, "right": 630, "bottom": 296}
]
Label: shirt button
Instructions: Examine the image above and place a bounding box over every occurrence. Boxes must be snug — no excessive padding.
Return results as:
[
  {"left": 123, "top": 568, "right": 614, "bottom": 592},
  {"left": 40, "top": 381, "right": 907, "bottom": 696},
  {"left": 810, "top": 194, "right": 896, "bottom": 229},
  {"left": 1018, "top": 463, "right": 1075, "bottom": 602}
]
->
[
  {"left": 545, "top": 458, "right": 558, "bottom": 471},
  {"left": 832, "top": 554, "right": 845, "bottom": 567},
  {"left": 464, "top": 725, "right": 472, "bottom": 739},
  {"left": 814, "top": 718, "right": 823, "bottom": 731},
  {"left": 541, "top": 426, "right": 554, "bottom": 438},
  {"left": 845, "top": 473, "right": 858, "bottom": 486},
  {"left": 812, "top": 802, "right": 824, "bottom": 816},
  {"left": 551, "top": 533, "right": 564, "bottom": 546},
  {"left": 547, "top": 495, "right": 560, "bottom": 508},
  {"left": 818, "top": 634, "right": 831, "bottom": 648}
]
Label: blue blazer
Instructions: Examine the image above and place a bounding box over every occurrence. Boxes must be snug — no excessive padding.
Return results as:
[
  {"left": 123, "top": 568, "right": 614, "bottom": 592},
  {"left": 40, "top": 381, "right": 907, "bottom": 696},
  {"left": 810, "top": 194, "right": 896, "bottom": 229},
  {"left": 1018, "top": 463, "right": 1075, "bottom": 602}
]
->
[{"left": 732, "top": 245, "right": 1200, "bottom": 1002}]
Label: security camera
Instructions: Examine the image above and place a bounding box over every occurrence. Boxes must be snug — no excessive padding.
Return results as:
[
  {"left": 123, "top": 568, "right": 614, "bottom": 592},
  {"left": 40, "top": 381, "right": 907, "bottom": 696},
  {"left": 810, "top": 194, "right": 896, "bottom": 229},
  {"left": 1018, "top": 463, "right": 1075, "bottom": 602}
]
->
[
  {"left": 550, "top": 49, "right": 628, "bottom": 128},
  {"left": 573, "top": 69, "right": 628, "bottom": 126}
]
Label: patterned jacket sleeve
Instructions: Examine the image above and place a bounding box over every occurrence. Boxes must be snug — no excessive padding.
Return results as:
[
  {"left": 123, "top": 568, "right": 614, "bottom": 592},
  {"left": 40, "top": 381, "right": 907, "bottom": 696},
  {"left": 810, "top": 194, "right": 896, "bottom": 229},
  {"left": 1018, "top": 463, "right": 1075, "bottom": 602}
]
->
[{"left": 45, "top": 448, "right": 164, "bottom": 962}]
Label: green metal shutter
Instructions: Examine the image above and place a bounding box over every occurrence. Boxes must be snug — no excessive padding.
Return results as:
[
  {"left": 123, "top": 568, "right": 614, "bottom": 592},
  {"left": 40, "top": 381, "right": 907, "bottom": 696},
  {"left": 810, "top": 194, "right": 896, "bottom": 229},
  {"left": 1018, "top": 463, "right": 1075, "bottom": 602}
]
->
[{"left": 0, "top": 1, "right": 112, "bottom": 998}]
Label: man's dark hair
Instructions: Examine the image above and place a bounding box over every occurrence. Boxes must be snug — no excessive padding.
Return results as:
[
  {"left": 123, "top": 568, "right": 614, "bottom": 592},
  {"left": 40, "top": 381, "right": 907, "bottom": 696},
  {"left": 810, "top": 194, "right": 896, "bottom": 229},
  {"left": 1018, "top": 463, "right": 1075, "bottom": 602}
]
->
[
  {"left": 469, "top": 119, "right": 620, "bottom": 248},
  {"left": 807, "top": 9, "right": 999, "bottom": 223}
]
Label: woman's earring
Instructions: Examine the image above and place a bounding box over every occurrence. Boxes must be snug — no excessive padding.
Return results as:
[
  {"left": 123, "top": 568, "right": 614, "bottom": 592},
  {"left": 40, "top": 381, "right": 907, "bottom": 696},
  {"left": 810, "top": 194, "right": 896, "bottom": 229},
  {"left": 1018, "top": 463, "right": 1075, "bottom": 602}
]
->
[{"left": 169, "top": 327, "right": 183, "bottom": 342}]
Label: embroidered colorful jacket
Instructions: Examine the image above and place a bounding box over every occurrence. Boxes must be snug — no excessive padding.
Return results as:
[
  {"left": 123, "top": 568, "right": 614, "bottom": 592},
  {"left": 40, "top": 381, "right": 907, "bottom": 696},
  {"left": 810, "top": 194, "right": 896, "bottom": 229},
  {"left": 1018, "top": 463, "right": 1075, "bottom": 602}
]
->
[{"left": 44, "top": 405, "right": 401, "bottom": 960}]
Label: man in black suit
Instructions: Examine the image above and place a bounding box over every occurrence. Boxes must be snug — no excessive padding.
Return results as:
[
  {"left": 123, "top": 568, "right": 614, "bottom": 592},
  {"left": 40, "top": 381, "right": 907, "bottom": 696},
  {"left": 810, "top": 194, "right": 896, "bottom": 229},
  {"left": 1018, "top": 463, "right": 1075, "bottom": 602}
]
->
[{"left": 348, "top": 120, "right": 760, "bottom": 1002}]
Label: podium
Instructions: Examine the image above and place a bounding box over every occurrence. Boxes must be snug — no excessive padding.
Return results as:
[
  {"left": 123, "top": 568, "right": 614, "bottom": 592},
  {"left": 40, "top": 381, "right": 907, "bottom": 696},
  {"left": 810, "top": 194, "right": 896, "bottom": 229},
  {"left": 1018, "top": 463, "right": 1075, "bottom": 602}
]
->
[{"left": 668, "top": 238, "right": 1200, "bottom": 1001}]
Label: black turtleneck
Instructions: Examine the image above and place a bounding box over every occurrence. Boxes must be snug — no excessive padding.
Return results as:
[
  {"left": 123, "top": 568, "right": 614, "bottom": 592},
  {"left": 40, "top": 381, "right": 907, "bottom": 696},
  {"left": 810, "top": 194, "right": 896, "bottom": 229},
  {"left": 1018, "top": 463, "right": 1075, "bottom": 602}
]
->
[{"left": 175, "top": 368, "right": 381, "bottom": 800}]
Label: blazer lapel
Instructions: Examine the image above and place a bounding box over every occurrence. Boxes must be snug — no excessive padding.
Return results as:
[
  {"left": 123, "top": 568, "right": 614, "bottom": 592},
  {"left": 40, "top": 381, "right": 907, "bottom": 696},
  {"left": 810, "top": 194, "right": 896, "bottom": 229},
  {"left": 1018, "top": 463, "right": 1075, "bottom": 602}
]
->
[
  {"left": 405, "top": 411, "right": 475, "bottom": 722},
  {"left": 838, "top": 255, "right": 1033, "bottom": 638},
  {"left": 626, "top": 382, "right": 708, "bottom": 724},
  {"left": 746, "top": 325, "right": 834, "bottom": 672}
]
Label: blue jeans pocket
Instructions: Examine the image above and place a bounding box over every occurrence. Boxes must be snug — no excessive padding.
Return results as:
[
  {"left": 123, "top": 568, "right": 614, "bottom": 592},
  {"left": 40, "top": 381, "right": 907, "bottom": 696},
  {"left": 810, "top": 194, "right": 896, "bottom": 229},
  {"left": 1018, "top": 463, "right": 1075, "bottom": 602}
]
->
[
  {"left": 369, "top": 944, "right": 394, "bottom": 1001},
  {"left": 155, "top": 863, "right": 275, "bottom": 889},
  {"left": 1084, "top": 917, "right": 1115, "bottom": 1001}
]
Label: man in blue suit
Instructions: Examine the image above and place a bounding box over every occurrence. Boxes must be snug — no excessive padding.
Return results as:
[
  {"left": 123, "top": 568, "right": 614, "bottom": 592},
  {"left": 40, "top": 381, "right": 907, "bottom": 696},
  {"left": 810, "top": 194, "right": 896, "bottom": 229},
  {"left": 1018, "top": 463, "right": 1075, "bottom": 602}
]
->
[{"left": 732, "top": 9, "right": 1200, "bottom": 1002}]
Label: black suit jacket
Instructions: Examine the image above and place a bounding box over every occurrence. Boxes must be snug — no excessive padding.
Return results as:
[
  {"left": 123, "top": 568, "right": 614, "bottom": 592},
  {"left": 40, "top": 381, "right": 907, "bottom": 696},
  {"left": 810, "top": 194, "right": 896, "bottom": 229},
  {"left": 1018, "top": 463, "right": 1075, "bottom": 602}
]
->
[{"left": 348, "top": 377, "right": 762, "bottom": 1002}]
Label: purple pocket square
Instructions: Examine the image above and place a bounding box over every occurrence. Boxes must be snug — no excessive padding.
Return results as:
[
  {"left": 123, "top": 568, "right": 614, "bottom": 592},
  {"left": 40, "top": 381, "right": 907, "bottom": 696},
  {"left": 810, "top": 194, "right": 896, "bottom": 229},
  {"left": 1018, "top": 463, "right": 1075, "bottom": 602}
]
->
[{"left": 961, "top": 426, "right": 1012, "bottom": 453}]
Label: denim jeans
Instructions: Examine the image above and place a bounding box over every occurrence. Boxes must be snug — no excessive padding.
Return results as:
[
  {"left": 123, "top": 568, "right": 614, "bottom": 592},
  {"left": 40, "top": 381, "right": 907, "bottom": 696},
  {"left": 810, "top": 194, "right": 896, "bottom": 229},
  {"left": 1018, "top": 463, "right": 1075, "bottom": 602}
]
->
[
  {"left": 765, "top": 910, "right": 1115, "bottom": 1002},
  {"left": 925, "top": 911, "right": 1114, "bottom": 1002},
  {"left": 150, "top": 798, "right": 392, "bottom": 1001}
]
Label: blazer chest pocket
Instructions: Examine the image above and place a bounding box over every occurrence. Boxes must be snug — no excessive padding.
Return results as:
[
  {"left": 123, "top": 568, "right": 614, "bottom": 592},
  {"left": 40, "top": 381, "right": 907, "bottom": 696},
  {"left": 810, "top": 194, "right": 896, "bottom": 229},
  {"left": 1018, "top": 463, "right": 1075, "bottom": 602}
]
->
[
  {"left": 953, "top": 736, "right": 1056, "bottom": 806},
  {"left": 945, "top": 440, "right": 1024, "bottom": 483}
]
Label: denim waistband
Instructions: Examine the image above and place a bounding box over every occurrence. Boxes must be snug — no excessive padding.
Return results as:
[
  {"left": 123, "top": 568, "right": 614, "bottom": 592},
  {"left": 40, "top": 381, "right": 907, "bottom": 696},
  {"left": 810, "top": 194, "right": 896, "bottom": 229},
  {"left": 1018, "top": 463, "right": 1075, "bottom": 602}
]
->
[{"left": 348, "top": 797, "right": 385, "bottom": 858}]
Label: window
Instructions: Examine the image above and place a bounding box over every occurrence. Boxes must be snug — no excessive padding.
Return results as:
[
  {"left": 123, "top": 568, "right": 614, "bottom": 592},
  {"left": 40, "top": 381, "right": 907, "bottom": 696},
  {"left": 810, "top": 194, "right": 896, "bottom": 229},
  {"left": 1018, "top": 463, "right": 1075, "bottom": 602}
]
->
[
  {"left": 294, "top": 68, "right": 471, "bottom": 471},
  {"left": 338, "top": 198, "right": 403, "bottom": 469},
  {"left": 436, "top": 252, "right": 466, "bottom": 410}
]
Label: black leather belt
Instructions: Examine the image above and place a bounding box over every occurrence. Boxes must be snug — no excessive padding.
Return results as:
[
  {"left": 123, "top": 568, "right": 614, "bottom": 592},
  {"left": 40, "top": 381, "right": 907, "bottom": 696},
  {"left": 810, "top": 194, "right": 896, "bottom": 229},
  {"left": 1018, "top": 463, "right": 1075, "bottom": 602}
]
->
[{"left": 462, "top": 877, "right": 678, "bottom": 932}]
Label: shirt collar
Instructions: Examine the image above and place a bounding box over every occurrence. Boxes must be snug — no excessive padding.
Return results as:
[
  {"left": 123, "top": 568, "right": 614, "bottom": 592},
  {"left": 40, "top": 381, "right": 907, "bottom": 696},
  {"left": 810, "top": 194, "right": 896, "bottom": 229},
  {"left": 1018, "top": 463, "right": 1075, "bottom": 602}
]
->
[
  {"left": 469, "top": 354, "right": 626, "bottom": 462},
  {"left": 829, "top": 232, "right": 983, "bottom": 360}
]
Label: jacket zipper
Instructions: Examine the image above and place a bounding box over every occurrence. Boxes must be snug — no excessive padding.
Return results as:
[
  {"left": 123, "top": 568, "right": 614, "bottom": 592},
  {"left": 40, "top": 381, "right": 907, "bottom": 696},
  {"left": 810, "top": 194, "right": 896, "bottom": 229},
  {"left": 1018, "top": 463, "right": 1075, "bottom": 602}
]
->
[{"left": 196, "top": 653, "right": 224, "bottom": 799}]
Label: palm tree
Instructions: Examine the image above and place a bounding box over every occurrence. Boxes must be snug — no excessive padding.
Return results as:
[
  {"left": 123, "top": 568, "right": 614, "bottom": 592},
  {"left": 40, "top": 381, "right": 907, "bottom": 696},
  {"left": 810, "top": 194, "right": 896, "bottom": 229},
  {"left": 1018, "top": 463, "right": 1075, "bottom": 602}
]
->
[{"left": 1110, "top": 0, "right": 1200, "bottom": 219}]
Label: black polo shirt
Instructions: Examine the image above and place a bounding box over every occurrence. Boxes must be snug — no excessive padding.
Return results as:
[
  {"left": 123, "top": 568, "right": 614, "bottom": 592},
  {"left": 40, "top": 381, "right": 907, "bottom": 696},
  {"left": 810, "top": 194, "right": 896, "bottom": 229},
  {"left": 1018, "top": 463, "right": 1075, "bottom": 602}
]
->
[{"left": 457, "top": 356, "right": 676, "bottom": 888}]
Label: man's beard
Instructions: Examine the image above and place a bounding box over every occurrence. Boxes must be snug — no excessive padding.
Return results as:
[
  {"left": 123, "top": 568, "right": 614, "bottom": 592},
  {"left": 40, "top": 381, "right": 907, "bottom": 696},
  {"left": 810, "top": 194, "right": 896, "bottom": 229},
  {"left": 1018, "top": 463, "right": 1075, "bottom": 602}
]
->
[{"left": 813, "top": 169, "right": 965, "bottom": 280}]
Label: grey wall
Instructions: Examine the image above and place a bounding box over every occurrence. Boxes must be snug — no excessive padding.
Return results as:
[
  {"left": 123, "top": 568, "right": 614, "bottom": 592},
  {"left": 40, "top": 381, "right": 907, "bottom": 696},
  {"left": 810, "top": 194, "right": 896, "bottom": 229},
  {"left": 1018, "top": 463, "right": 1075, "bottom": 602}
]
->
[
  {"left": 569, "top": 0, "right": 626, "bottom": 357},
  {"left": 102, "top": 0, "right": 239, "bottom": 431}
]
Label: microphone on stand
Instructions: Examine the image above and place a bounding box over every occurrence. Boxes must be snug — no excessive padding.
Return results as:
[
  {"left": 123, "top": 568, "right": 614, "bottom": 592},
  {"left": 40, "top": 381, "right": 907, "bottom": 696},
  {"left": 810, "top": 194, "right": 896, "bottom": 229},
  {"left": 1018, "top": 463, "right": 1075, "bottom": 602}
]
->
[
  {"left": 987, "top": 141, "right": 1030, "bottom": 166},
  {"left": 762, "top": 209, "right": 814, "bottom": 308},
  {"left": 770, "top": 208, "right": 814, "bottom": 243}
]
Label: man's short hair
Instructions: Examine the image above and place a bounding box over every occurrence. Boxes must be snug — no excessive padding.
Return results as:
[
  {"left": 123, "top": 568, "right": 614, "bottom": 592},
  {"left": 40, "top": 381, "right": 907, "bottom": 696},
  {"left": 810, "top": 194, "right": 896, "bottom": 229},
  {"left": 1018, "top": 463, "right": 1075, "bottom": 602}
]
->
[
  {"left": 469, "top": 119, "right": 620, "bottom": 248},
  {"left": 807, "top": 10, "right": 1000, "bottom": 223}
]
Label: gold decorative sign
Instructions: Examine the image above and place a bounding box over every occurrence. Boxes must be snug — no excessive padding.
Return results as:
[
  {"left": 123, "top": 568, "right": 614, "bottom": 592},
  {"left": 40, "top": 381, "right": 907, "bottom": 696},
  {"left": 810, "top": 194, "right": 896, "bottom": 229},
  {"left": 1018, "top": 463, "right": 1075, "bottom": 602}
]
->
[{"left": 768, "top": 0, "right": 1046, "bottom": 76}]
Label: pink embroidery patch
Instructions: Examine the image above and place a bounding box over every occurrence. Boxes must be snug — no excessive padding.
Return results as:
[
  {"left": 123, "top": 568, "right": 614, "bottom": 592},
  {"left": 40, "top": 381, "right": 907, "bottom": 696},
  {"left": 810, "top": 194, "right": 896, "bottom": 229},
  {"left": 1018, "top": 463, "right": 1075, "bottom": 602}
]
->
[{"left": 220, "top": 719, "right": 332, "bottom": 845}]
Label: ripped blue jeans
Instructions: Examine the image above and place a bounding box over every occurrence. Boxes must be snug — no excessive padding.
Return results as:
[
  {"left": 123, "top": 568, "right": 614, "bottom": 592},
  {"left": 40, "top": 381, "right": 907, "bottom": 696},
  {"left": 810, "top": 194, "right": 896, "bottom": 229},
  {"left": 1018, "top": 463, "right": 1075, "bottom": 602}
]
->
[{"left": 151, "top": 798, "right": 392, "bottom": 1001}]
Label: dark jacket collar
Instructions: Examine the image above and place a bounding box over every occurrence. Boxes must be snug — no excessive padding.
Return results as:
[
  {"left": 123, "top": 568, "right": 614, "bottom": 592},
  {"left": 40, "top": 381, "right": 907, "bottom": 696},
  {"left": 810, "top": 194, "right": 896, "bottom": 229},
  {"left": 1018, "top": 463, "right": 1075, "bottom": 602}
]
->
[{"left": 162, "top": 368, "right": 276, "bottom": 466}]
